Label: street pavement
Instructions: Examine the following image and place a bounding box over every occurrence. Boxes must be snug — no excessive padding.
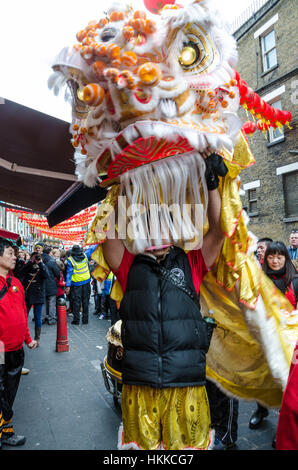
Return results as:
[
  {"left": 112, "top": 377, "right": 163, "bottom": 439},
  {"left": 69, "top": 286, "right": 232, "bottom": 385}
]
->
[{"left": 5, "top": 297, "right": 279, "bottom": 451}]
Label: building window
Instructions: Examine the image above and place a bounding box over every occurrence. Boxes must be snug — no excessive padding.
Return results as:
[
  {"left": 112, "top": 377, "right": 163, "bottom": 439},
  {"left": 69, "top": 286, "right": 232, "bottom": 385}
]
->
[
  {"left": 268, "top": 99, "right": 284, "bottom": 144},
  {"left": 261, "top": 29, "right": 277, "bottom": 72},
  {"left": 248, "top": 188, "right": 258, "bottom": 214},
  {"left": 283, "top": 171, "right": 298, "bottom": 218}
]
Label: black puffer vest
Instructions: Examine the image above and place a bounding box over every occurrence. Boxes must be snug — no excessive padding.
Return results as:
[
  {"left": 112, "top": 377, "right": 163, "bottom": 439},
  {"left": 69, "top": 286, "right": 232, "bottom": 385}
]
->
[{"left": 120, "top": 246, "right": 209, "bottom": 388}]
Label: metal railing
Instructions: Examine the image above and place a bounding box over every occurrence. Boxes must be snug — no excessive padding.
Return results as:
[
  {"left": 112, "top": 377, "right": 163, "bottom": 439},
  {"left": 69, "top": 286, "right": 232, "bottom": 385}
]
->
[{"left": 230, "top": 0, "right": 269, "bottom": 33}]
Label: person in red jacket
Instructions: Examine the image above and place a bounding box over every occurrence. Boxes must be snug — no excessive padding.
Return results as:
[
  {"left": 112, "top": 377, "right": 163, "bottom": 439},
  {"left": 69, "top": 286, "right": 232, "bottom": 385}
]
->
[
  {"left": 276, "top": 342, "right": 298, "bottom": 450},
  {"left": 56, "top": 261, "right": 66, "bottom": 300},
  {"left": 0, "top": 237, "right": 38, "bottom": 448}
]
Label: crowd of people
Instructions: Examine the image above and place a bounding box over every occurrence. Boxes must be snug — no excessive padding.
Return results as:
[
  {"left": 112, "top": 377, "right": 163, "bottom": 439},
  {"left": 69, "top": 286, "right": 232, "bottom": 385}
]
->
[
  {"left": 207, "top": 232, "right": 298, "bottom": 450},
  {"left": 0, "top": 227, "right": 297, "bottom": 449},
  {"left": 13, "top": 241, "right": 117, "bottom": 334},
  {"left": 0, "top": 238, "right": 118, "bottom": 448},
  {"left": 14, "top": 242, "right": 68, "bottom": 339}
]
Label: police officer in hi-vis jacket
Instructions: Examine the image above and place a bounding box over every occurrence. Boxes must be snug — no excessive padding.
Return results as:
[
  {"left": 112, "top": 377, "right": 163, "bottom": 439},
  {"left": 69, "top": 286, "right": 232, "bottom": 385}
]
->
[{"left": 65, "top": 245, "right": 92, "bottom": 325}]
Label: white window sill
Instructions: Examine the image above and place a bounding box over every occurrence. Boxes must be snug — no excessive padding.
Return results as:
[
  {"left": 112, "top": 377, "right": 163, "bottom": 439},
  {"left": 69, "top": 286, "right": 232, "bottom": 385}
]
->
[
  {"left": 267, "top": 136, "right": 285, "bottom": 147},
  {"left": 283, "top": 217, "right": 298, "bottom": 223},
  {"left": 261, "top": 64, "right": 279, "bottom": 77}
]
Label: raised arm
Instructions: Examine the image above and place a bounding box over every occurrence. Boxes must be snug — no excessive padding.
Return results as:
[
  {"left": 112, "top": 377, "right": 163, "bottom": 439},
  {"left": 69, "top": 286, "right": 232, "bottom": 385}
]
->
[
  {"left": 201, "top": 153, "right": 226, "bottom": 269},
  {"left": 201, "top": 188, "right": 225, "bottom": 268},
  {"left": 102, "top": 235, "right": 125, "bottom": 273}
]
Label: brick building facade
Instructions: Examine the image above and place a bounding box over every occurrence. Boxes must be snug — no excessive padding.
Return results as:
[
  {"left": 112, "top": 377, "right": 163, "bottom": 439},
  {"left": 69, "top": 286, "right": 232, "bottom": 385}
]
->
[{"left": 233, "top": 0, "right": 297, "bottom": 244}]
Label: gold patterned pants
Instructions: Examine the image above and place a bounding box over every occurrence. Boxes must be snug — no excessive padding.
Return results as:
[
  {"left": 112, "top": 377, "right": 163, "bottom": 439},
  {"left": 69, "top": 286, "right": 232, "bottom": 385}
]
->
[{"left": 119, "top": 384, "right": 214, "bottom": 450}]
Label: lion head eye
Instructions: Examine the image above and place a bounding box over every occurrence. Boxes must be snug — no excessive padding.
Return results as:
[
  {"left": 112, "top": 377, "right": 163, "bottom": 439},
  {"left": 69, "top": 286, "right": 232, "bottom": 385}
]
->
[
  {"left": 179, "top": 42, "right": 201, "bottom": 67},
  {"left": 101, "top": 27, "right": 118, "bottom": 42},
  {"left": 177, "top": 24, "right": 218, "bottom": 75}
]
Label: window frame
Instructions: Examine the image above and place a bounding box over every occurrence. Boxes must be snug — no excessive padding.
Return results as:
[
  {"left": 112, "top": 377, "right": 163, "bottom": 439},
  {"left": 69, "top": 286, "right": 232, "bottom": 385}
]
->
[
  {"left": 248, "top": 188, "right": 258, "bottom": 216},
  {"left": 282, "top": 171, "right": 298, "bottom": 219},
  {"left": 267, "top": 98, "right": 284, "bottom": 144},
  {"left": 261, "top": 28, "right": 278, "bottom": 73}
]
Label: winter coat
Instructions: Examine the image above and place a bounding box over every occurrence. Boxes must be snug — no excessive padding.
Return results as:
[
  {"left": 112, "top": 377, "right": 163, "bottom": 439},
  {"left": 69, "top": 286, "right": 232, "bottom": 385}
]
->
[
  {"left": 57, "top": 271, "right": 66, "bottom": 297},
  {"left": 42, "top": 253, "right": 60, "bottom": 296},
  {"left": 119, "top": 246, "right": 209, "bottom": 388},
  {"left": 20, "top": 261, "right": 49, "bottom": 305},
  {"left": 13, "top": 258, "right": 26, "bottom": 280}
]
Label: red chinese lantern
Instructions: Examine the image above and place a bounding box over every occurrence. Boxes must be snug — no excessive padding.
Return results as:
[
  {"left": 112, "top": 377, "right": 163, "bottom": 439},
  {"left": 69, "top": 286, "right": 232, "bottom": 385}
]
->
[
  {"left": 245, "top": 87, "right": 255, "bottom": 104},
  {"left": 143, "top": 0, "right": 176, "bottom": 14},
  {"left": 255, "top": 98, "right": 266, "bottom": 118},
  {"left": 249, "top": 93, "right": 261, "bottom": 114},
  {"left": 263, "top": 103, "right": 274, "bottom": 123},
  {"left": 242, "top": 121, "right": 257, "bottom": 136},
  {"left": 257, "top": 120, "right": 269, "bottom": 132},
  {"left": 282, "top": 110, "right": 292, "bottom": 126},
  {"left": 238, "top": 79, "right": 248, "bottom": 98}
]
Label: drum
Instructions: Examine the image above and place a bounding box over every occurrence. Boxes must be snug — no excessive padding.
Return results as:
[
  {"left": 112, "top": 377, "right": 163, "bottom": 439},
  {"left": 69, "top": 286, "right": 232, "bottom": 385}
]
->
[
  {"left": 107, "top": 342, "right": 123, "bottom": 372},
  {"left": 100, "top": 320, "right": 123, "bottom": 406}
]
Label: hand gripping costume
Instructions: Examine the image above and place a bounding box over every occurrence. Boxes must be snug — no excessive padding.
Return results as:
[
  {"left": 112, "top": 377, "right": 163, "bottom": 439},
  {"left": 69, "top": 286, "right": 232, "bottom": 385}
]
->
[{"left": 50, "top": 0, "right": 297, "bottom": 450}]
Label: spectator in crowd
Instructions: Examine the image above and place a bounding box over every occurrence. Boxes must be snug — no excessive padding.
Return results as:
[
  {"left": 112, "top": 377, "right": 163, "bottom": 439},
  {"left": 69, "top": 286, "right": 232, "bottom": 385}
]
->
[
  {"left": 13, "top": 247, "right": 26, "bottom": 280},
  {"left": 34, "top": 242, "right": 44, "bottom": 257},
  {"left": 42, "top": 246, "right": 61, "bottom": 325},
  {"left": 59, "top": 250, "right": 67, "bottom": 273},
  {"left": 89, "top": 259, "right": 100, "bottom": 316},
  {"left": 0, "top": 237, "right": 38, "bottom": 448},
  {"left": 288, "top": 229, "right": 298, "bottom": 261},
  {"left": 18, "top": 251, "right": 26, "bottom": 261},
  {"left": 276, "top": 341, "right": 298, "bottom": 450},
  {"left": 65, "top": 245, "right": 92, "bottom": 325},
  {"left": 256, "top": 237, "right": 273, "bottom": 265},
  {"left": 263, "top": 241, "right": 298, "bottom": 309},
  {"left": 99, "top": 272, "right": 120, "bottom": 324},
  {"left": 56, "top": 261, "right": 66, "bottom": 301},
  {"left": 98, "top": 272, "right": 114, "bottom": 320},
  {"left": 93, "top": 279, "right": 104, "bottom": 317},
  {"left": 12, "top": 247, "right": 30, "bottom": 375},
  {"left": 64, "top": 250, "right": 72, "bottom": 313},
  {"left": 51, "top": 248, "right": 61, "bottom": 261},
  {"left": 20, "top": 252, "right": 49, "bottom": 345},
  {"left": 249, "top": 241, "right": 298, "bottom": 434}
]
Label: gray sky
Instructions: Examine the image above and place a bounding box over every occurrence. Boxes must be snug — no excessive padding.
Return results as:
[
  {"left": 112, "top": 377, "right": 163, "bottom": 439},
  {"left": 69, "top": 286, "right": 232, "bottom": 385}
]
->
[{"left": 0, "top": 0, "right": 253, "bottom": 121}]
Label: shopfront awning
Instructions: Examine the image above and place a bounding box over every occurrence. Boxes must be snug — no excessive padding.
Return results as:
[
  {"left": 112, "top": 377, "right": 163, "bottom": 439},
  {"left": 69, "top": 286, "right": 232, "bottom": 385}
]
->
[
  {"left": 0, "top": 99, "right": 77, "bottom": 213},
  {"left": 0, "top": 99, "right": 107, "bottom": 226}
]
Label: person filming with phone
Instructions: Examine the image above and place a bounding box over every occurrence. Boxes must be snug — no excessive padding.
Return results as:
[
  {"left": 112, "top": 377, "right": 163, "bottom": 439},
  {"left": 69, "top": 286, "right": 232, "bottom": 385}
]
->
[{"left": 20, "top": 252, "right": 49, "bottom": 345}]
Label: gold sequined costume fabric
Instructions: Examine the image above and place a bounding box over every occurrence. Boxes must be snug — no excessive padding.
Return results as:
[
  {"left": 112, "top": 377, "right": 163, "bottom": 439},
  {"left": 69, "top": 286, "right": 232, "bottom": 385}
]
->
[
  {"left": 119, "top": 384, "right": 213, "bottom": 450},
  {"left": 88, "top": 132, "right": 298, "bottom": 408}
]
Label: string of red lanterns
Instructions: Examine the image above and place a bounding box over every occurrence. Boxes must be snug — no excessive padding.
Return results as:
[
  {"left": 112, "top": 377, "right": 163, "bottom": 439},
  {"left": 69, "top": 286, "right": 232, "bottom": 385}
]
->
[
  {"left": 6, "top": 206, "right": 96, "bottom": 242},
  {"left": 235, "top": 71, "right": 292, "bottom": 140}
]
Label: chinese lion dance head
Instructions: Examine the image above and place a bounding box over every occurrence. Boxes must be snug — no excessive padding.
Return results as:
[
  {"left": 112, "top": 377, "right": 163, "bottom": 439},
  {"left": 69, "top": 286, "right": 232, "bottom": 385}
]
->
[
  {"left": 49, "top": 0, "right": 291, "bottom": 253},
  {"left": 50, "top": 0, "right": 297, "bottom": 407}
]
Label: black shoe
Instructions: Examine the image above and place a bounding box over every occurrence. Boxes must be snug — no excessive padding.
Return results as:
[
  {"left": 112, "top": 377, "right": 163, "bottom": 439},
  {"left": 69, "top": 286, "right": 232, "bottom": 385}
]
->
[
  {"left": 249, "top": 406, "right": 269, "bottom": 429},
  {"left": 2, "top": 434, "right": 26, "bottom": 446},
  {"left": 71, "top": 320, "right": 79, "bottom": 325},
  {"left": 82, "top": 320, "right": 88, "bottom": 325},
  {"left": 213, "top": 436, "right": 236, "bottom": 450}
]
